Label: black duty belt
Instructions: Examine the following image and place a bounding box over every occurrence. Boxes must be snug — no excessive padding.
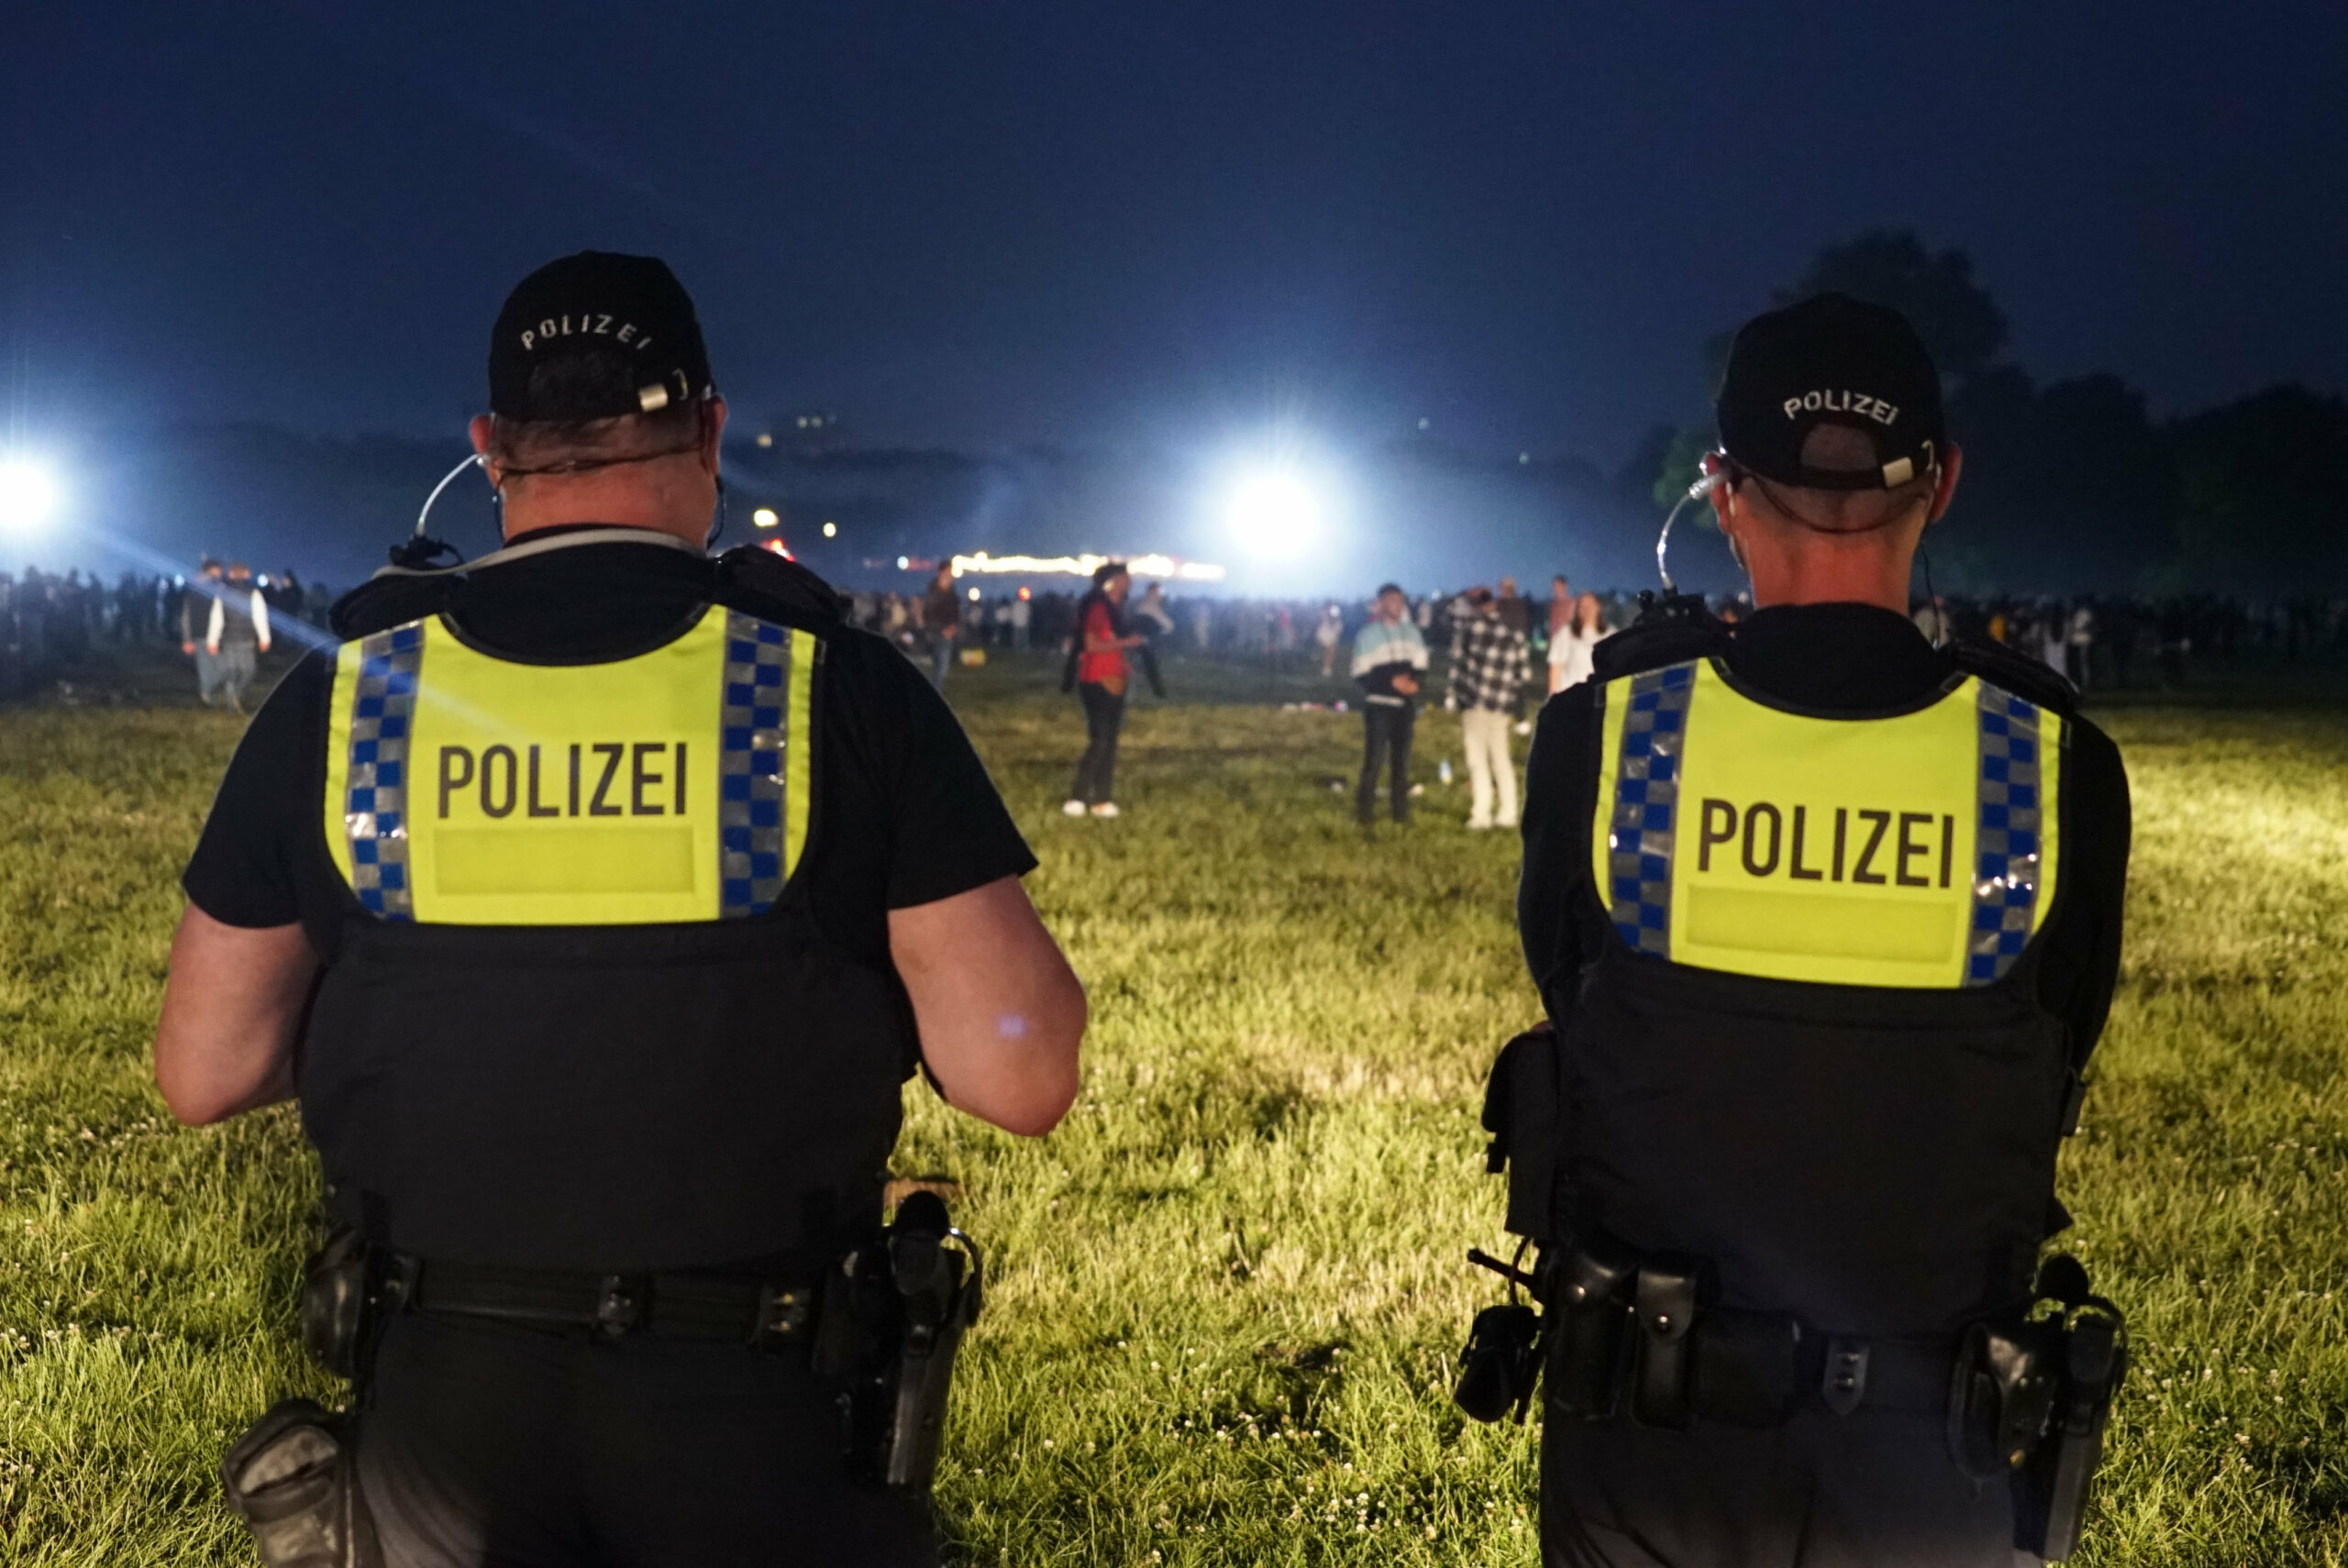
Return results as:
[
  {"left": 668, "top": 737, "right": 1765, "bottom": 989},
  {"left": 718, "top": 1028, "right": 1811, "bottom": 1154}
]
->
[
  {"left": 1538, "top": 1239, "right": 1962, "bottom": 1429},
  {"left": 383, "top": 1255, "right": 816, "bottom": 1344}
]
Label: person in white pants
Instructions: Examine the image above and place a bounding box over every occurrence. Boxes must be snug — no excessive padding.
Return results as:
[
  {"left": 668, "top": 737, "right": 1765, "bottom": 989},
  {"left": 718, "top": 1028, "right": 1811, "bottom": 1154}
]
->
[{"left": 1445, "top": 586, "right": 1532, "bottom": 830}]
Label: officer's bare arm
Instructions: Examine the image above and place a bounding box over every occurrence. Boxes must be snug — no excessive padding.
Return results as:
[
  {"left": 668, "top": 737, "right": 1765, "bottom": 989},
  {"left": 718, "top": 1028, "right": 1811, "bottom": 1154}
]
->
[
  {"left": 890, "top": 875, "right": 1085, "bottom": 1137},
  {"left": 153, "top": 905, "right": 320, "bottom": 1126}
]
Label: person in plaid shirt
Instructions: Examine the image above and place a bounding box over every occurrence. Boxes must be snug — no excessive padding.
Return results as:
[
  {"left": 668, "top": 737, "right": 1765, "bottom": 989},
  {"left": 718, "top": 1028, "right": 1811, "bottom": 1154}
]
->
[{"left": 1446, "top": 586, "right": 1532, "bottom": 829}]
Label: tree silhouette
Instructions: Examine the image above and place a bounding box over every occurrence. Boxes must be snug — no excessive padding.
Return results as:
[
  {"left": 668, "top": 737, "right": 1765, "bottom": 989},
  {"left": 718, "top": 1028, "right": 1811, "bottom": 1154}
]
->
[{"left": 1700, "top": 229, "right": 2010, "bottom": 392}]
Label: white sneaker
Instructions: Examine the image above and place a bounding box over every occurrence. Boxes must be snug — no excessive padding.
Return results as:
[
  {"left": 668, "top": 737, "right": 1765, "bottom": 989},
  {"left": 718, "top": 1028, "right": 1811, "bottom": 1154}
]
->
[
  {"left": 1061, "top": 800, "right": 1087, "bottom": 818},
  {"left": 1468, "top": 819, "right": 1493, "bottom": 832},
  {"left": 1090, "top": 801, "right": 1121, "bottom": 819}
]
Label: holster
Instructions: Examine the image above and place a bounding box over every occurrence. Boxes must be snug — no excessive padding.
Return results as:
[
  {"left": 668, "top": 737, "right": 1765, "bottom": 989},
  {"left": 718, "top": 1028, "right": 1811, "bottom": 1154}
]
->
[
  {"left": 299, "top": 1226, "right": 376, "bottom": 1383},
  {"left": 1946, "top": 1253, "right": 2129, "bottom": 1563},
  {"left": 814, "top": 1192, "right": 983, "bottom": 1495},
  {"left": 220, "top": 1399, "right": 382, "bottom": 1568}
]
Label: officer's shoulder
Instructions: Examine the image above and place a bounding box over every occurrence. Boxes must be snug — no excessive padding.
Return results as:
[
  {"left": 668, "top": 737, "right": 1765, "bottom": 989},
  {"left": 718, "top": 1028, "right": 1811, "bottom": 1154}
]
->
[
  {"left": 1591, "top": 601, "right": 1730, "bottom": 682},
  {"left": 1945, "top": 635, "right": 2083, "bottom": 718},
  {"left": 711, "top": 547, "right": 848, "bottom": 632},
  {"left": 328, "top": 573, "right": 460, "bottom": 641}
]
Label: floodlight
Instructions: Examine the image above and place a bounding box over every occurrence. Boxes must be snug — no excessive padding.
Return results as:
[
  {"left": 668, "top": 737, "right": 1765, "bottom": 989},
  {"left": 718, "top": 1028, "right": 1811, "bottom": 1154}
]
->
[
  {"left": 1226, "top": 470, "right": 1321, "bottom": 558},
  {"left": 822, "top": 521, "right": 837, "bottom": 538},
  {"left": 752, "top": 507, "right": 780, "bottom": 528},
  {"left": 0, "top": 459, "right": 59, "bottom": 534}
]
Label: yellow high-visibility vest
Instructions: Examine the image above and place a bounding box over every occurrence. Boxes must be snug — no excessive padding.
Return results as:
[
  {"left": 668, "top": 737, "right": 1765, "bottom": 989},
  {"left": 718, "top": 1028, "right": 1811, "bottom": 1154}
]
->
[
  {"left": 1589, "top": 658, "right": 2063, "bottom": 988},
  {"left": 322, "top": 606, "right": 819, "bottom": 924}
]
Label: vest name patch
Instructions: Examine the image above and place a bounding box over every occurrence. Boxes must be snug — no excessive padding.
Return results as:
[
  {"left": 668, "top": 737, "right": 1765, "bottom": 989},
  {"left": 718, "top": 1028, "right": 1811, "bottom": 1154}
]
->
[
  {"left": 1695, "top": 798, "right": 1955, "bottom": 889},
  {"left": 435, "top": 742, "right": 689, "bottom": 820}
]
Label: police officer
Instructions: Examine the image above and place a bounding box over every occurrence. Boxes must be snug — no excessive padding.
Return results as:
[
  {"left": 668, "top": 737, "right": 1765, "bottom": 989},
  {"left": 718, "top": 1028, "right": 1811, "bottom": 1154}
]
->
[
  {"left": 153, "top": 251, "right": 1087, "bottom": 1566},
  {"left": 1491, "top": 294, "right": 2132, "bottom": 1565}
]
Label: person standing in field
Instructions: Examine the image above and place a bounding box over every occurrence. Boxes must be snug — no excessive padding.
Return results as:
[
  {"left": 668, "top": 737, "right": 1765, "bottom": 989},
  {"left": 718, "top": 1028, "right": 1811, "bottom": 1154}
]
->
[
  {"left": 1483, "top": 293, "right": 2133, "bottom": 1564},
  {"left": 1447, "top": 586, "right": 1531, "bottom": 831},
  {"left": 180, "top": 559, "right": 225, "bottom": 706},
  {"left": 1548, "top": 591, "right": 1610, "bottom": 695},
  {"left": 1062, "top": 560, "right": 1146, "bottom": 820},
  {"left": 153, "top": 250, "right": 1086, "bottom": 1568},
  {"left": 1315, "top": 602, "right": 1344, "bottom": 677},
  {"left": 1352, "top": 581, "right": 1428, "bottom": 826},
  {"left": 922, "top": 563, "right": 961, "bottom": 690},
  {"left": 205, "top": 561, "right": 273, "bottom": 714}
]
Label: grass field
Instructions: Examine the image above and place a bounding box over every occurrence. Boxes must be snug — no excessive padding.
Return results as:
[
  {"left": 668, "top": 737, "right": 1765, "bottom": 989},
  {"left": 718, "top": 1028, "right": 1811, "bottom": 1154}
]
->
[{"left": 3, "top": 646, "right": 2348, "bottom": 1563}]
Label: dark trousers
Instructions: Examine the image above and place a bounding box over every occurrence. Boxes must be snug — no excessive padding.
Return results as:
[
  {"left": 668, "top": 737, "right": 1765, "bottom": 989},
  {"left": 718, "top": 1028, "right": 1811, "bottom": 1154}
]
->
[
  {"left": 355, "top": 1313, "right": 935, "bottom": 1568},
  {"left": 1541, "top": 1406, "right": 2032, "bottom": 1568},
  {"left": 1357, "top": 701, "right": 1414, "bottom": 823},
  {"left": 1071, "top": 680, "right": 1125, "bottom": 803}
]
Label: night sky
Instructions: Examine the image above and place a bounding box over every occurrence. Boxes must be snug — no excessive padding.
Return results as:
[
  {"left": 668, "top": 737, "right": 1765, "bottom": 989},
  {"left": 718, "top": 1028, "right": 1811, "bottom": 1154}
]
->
[{"left": 10, "top": 1, "right": 2346, "bottom": 469}]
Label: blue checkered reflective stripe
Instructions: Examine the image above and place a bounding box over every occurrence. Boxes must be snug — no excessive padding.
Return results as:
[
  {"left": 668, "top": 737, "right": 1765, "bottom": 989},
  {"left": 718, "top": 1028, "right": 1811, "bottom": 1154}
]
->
[
  {"left": 344, "top": 624, "right": 424, "bottom": 921},
  {"left": 1606, "top": 661, "right": 1697, "bottom": 957},
  {"left": 1966, "top": 681, "right": 2045, "bottom": 985},
  {"left": 719, "top": 612, "right": 792, "bottom": 918}
]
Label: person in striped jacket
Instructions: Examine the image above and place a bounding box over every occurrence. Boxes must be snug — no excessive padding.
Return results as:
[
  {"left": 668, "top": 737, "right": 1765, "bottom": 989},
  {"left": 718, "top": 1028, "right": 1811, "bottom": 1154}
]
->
[{"left": 1446, "top": 586, "right": 1532, "bottom": 829}]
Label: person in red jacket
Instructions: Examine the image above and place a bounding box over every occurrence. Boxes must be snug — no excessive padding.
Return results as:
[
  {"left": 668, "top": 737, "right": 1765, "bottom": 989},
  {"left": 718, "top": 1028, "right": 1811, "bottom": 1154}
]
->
[{"left": 1063, "top": 561, "right": 1146, "bottom": 819}]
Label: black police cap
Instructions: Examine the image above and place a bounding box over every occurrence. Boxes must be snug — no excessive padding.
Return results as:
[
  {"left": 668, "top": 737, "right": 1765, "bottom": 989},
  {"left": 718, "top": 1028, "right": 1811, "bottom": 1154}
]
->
[
  {"left": 488, "top": 251, "right": 715, "bottom": 422},
  {"left": 1716, "top": 293, "right": 1945, "bottom": 491}
]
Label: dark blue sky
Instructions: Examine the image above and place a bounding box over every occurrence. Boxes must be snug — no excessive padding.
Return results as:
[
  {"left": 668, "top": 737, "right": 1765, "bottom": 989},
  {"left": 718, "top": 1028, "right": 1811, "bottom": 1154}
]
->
[{"left": 10, "top": 1, "right": 2344, "bottom": 469}]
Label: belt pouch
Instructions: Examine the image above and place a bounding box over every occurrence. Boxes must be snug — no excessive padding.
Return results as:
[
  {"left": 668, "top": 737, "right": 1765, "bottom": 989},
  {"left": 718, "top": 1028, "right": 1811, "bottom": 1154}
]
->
[
  {"left": 1631, "top": 1259, "right": 1701, "bottom": 1430},
  {"left": 1691, "top": 1309, "right": 1809, "bottom": 1428},
  {"left": 220, "top": 1399, "right": 382, "bottom": 1568},
  {"left": 1547, "top": 1239, "right": 1637, "bottom": 1420}
]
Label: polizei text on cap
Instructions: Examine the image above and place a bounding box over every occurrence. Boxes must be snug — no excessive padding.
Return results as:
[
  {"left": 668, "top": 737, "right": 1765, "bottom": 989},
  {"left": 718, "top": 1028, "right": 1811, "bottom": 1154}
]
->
[{"left": 1782, "top": 389, "right": 1899, "bottom": 425}]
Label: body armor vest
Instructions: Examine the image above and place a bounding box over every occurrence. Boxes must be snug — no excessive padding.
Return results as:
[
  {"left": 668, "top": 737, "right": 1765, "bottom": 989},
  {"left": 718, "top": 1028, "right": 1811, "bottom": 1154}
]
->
[
  {"left": 300, "top": 600, "right": 910, "bottom": 1272},
  {"left": 1556, "top": 654, "right": 2075, "bottom": 1336}
]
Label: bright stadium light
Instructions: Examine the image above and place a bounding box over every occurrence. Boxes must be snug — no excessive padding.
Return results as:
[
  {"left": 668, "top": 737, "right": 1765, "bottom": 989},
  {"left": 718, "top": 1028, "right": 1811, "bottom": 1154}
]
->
[
  {"left": 1225, "top": 469, "right": 1321, "bottom": 558},
  {"left": 752, "top": 507, "right": 780, "bottom": 528},
  {"left": 0, "top": 458, "right": 60, "bottom": 534}
]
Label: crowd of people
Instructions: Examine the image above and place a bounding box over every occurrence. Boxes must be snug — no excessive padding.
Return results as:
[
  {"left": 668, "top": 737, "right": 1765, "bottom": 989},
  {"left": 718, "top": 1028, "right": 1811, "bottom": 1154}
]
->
[
  {"left": 906, "top": 573, "right": 2348, "bottom": 829},
  {"left": 0, "top": 562, "right": 334, "bottom": 708}
]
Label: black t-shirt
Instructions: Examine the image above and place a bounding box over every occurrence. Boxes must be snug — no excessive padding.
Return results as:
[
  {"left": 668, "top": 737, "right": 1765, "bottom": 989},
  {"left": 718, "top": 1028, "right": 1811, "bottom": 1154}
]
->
[
  {"left": 1519, "top": 602, "right": 2131, "bottom": 1063},
  {"left": 183, "top": 536, "right": 1036, "bottom": 967}
]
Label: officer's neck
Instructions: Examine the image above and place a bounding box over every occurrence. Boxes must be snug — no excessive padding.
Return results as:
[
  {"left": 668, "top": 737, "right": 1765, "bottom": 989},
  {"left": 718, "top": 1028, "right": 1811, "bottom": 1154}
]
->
[
  {"left": 1742, "top": 541, "right": 1916, "bottom": 615},
  {"left": 500, "top": 475, "right": 714, "bottom": 551}
]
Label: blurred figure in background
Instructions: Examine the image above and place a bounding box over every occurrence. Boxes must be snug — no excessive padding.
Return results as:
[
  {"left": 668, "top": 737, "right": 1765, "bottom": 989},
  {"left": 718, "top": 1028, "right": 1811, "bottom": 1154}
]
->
[
  {"left": 1352, "top": 581, "right": 1429, "bottom": 826},
  {"left": 1315, "top": 602, "right": 1344, "bottom": 678},
  {"left": 922, "top": 563, "right": 961, "bottom": 690},
  {"left": 1131, "top": 580, "right": 1175, "bottom": 641},
  {"left": 206, "top": 562, "right": 273, "bottom": 714},
  {"left": 1447, "top": 587, "right": 1531, "bottom": 831},
  {"left": 181, "top": 559, "right": 224, "bottom": 707},
  {"left": 1548, "top": 591, "right": 1609, "bottom": 695},
  {"left": 1496, "top": 575, "right": 1532, "bottom": 635}
]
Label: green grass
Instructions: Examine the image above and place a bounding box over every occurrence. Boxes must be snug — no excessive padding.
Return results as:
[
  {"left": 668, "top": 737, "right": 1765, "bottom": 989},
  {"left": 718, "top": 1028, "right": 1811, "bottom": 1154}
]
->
[{"left": 4, "top": 648, "right": 2348, "bottom": 1562}]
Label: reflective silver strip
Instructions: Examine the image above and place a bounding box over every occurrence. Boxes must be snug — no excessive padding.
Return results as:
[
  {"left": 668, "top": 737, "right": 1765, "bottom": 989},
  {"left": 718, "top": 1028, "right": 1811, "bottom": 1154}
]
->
[
  {"left": 1966, "top": 680, "right": 2045, "bottom": 986},
  {"left": 718, "top": 612, "right": 792, "bottom": 917},
  {"left": 1606, "top": 661, "right": 1698, "bottom": 958},
  {"left": 345, "top": 623, "right": 425, "bottom": 921}
]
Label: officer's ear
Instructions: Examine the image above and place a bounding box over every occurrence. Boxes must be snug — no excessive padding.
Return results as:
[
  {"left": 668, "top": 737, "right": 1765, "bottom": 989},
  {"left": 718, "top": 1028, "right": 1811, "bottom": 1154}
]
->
[
  {"left": 699, "top": 397, "right": 729, "bottom": 476},
  {"left": 468, "top": 414, "right": 501, "bottom": 488},
  {"left": 1925, "top": 442, "right": 1965, "bottom": 526},
  {"left": 1707, "top": 472, "right": 1747, "bottom": 564}
]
